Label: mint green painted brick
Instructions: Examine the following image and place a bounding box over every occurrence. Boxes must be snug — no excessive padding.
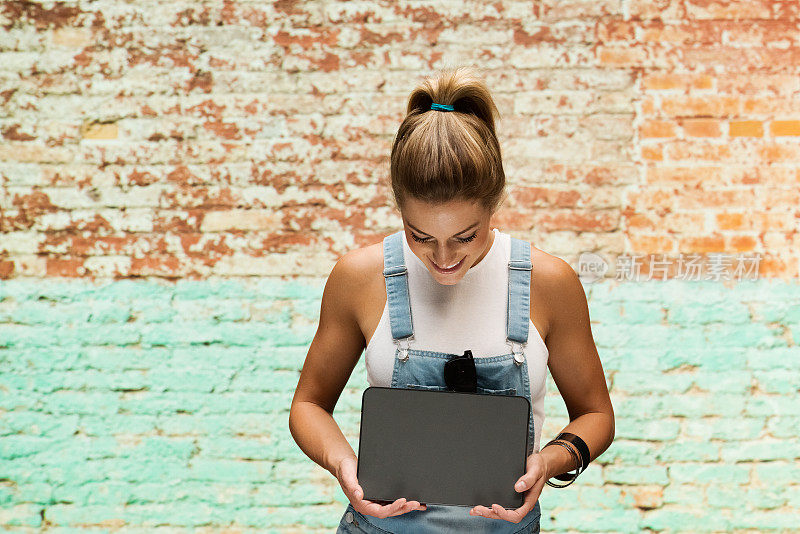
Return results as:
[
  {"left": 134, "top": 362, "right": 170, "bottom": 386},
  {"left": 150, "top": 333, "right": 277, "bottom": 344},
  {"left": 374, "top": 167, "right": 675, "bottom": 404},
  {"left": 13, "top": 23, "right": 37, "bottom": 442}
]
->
[
  {"left": 577, "top": 486, "right": 636, "bottom": 508},
  {"left": 705, "top": 322, "right": 788, "bottom": 348},
  {"left": 291, "top": 298, "right": 322, "bottom": 320},
  {"left": 253, "top": 277, "right": 325, "bottom": 300},
  {"left": 40, "top": 391, "right": 120, "bottom": 415},
  {"left": 173, "top": 299, "right": 251, "bottom": 322},
  {"left": 786, "top": 485, "right": 800, "bottom": 508},
  {"left": 169, "top": 346, "right": 261, "bottom": 369},
  {"left": 602, "top": 348, "right": 666, "bottom": 371},
  {"left": 70, "top": 324, "right": 142, "bottom": 346},
  {"left": 594, "top": 440, "right": 656, "bottom": 466},
  {"left": 659, "top": 347, "right": 748, "bottom": 371},
  {"left": 585, "top": 301, "right": 621, "bottom": 322},
  {"left": 615, "top": 418, "right": 681, "bottom": 440},
  {"left": 753, "top": 369, "right": 800, "bottom": 393},
  {"left": 196, "top": 392, "right": 271, "bottom": 414},
  {"left": 140, "top": 322, "right": 225, "bottom": 346},
  {"left": 740, "top": 487, "right": 788, "bottom": 510},
  {"left": 146, "top": 368, "right": 233, "bottom": 393},
  {"left": 90, "top": 279, "right": 174, "bottom": 301},
  {"left": 155, "top": 413, "right": 275, "bottom": 437},
  {"left": 0, "top": 435, "right": 54, "bottom": 460},
  {"left": 654, "top": 441, "right": 720, "bottom": 462},
  {"left": 728, "top": 511, "right": 800, "bottom": 530},
  {"left": 48, "top": 369, "right": 149, "bottom": 391},
  {"left": 605, "top": 465, "right": 669, "bottom": 485},
  {"left": 87, "top": 301, "right": 133, "bottom": 323},
  {"left": 0, "top": 388, "right": 41, "bottom": 410},
  {"left": 720, "top": 439, "right": 799, "bottom": 463},
  {"left": 3, "top": 277, "right": 800, "bottom": 527},
  {"left": 684, "top": 417, "right": 765, "bottom": 440},
  {"left": 641, "top": 508, "right": 731, "bottom": 531},
  {"left": 751, "top": 301, "right": 793, "bottom": 322},
  {"left": 1, "top": 412, "right": 79, "bottom": 438},
  {"left": 612, "top": 371, "right": 695, "bottom": 394},
  {"left": 0, "top": 485, "right": 17, "bottom": 506},
  {"left": 766, "top": 416, "right": 800, "bottom": 438},
  {"left": 747, "top": 346, "right": 800, "bottom": 369},
  {"left": 755, "top": 462, "right": 800, "bottom": 486},
  {"left": 267, "top": 346, "right": 309, "bottom": 370},
  {"left": 669, "top": 463, "right": 750, "bottom": 484},
  {"left": 668, "top": 299, "right": 750, "bottom": 324},
  {"left": 174, "top": 278, "right": 251, "bottom": 300},
  {"left": 10, "top": 301, "right": 90, "bottom": 324},
  {"left": 78, "top": 415, "right": 158, "bottom": 435},
  {"left": 116, "top": 392, "right": 210, "bottom": 415},
  {"left": 0, "top": 504, "right": 43, "bottom": 527},
  {"left": 619, "top": 300, "right": 664, "bottom": 323},
  {"left": 136, "top": 437, "right": 196, "bottom": 460},
  {"left": 692, "top": 370, "right": 752, "bottom": 393},
  {"left": 538, "top": 490, "right": 581, "bottom": 511},
  {"left": 746, "top": 395, "right": 800, "bottom": 416},
  {"left": 54, "top": 481, "right": 135, "bottom": 506},
  {"left": 131, "top": 299, "right": 177, "bottom": 322},
  {"left": 544, "top": 506, "right": 643, "bottom": 532},
  {"left": 229, "top": 369, "right": 296, "bottom": 392},
  {"left": 615, "top": 393, "right": 746, "bottom": 417},
  {"left": 662, "top": 483, "right": 704, "bottom": 505},
  {"left": 194, "top": 437, "right": 273, "bottom": 460}
]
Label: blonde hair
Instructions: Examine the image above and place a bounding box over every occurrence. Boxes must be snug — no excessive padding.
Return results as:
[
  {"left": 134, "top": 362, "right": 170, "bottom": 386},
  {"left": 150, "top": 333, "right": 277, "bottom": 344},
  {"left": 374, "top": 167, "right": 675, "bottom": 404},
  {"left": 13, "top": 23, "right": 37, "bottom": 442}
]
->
[{"left": 390, "top": 65, "right": 506, "bottom": 214}]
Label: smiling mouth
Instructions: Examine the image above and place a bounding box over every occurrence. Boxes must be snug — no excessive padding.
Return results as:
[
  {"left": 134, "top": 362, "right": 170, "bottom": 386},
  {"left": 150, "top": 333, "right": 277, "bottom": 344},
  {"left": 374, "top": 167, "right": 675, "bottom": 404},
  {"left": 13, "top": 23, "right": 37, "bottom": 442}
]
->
[{"left": 431, "top": 257, "right": 465, "bottom": 273}]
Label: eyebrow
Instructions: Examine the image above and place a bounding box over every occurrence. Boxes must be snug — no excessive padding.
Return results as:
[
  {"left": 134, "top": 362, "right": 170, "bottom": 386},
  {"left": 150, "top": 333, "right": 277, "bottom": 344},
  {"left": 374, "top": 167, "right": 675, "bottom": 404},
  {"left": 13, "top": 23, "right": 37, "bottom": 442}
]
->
[{"left": 407, "top": 221, "right": 480, "bottom": 238}]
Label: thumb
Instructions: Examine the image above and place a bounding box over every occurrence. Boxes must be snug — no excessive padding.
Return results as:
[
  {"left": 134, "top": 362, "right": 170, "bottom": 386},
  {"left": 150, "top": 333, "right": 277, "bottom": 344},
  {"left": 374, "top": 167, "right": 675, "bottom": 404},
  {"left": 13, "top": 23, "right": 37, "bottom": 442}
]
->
[{"left": 515, "top": 476, "right": 532, "bottom": 492}]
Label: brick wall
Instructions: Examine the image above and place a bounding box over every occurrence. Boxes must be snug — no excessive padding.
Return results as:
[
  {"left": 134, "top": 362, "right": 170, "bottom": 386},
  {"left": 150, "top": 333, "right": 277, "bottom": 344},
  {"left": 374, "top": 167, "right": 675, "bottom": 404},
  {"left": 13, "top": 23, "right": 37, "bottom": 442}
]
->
[{"left": 1, "top": 1, "right": 799, "bottom": 531}]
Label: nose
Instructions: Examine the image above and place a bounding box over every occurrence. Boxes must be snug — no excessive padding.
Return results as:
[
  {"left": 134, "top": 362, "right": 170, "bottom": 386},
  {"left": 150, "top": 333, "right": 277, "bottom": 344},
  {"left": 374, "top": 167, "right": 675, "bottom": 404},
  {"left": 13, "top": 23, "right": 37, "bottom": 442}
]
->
[{"left": 433, "top": 244, "right": 459, "bottom": 267}]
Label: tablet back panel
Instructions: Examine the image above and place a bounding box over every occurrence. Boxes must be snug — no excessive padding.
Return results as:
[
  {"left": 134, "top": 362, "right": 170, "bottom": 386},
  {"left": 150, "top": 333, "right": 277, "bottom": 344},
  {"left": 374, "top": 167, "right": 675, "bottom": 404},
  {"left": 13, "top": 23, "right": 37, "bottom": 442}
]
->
[{"left": 357, "top": 386, "right": 530, "bottom": 509}]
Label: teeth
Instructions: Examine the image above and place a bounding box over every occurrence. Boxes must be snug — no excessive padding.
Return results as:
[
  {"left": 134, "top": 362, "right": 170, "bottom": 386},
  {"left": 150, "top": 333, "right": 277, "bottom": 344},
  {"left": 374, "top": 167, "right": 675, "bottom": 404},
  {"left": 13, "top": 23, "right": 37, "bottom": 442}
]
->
[{"left": 437, "top": 260, "right": 460, "bottom": 269}]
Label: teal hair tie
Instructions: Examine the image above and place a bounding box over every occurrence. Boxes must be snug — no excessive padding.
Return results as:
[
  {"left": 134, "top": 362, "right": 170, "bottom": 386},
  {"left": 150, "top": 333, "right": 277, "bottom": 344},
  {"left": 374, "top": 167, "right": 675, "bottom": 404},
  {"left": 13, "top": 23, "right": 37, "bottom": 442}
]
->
[{"left": 431, "top": 103, "right": 454, "bottom": 112}]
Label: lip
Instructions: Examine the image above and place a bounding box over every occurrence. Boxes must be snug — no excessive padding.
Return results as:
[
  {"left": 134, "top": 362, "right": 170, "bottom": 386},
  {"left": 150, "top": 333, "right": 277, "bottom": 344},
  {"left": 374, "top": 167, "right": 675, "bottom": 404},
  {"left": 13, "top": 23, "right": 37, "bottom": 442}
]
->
[{"left": 431, "top": 257, "right": 465, "bottom": 274}]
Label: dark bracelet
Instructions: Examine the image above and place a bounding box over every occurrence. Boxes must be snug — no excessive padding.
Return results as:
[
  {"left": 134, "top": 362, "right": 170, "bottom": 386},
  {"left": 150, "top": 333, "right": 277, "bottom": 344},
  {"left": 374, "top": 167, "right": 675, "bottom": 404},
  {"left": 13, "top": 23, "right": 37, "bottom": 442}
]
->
[
  {"left": 543, "top": 440, "right": 580, "bottom": 488},
  {"left": 553, "top": 432, "right": 590, "bottom": 475}
]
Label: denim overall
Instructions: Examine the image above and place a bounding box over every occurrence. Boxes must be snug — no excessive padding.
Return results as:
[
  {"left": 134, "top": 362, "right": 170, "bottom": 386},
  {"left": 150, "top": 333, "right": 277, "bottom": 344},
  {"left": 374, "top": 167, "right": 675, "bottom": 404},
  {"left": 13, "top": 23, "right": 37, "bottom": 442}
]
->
[{"left": 337, "top": 230, "right": 541, "bottom": 534}]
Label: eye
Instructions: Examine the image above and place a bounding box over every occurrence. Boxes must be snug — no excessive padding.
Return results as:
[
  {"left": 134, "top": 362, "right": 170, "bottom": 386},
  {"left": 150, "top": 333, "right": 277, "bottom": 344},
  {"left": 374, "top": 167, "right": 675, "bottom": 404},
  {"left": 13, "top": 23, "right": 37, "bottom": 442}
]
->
[
  {"left": 458, "top": 232, "right": 477, "bottom": 243},
  {"left": 410, "top": 232, "right": 477, "bottom": 244},
  {"left": 410, "top": 233, "right": 430, "bottom": 243}
]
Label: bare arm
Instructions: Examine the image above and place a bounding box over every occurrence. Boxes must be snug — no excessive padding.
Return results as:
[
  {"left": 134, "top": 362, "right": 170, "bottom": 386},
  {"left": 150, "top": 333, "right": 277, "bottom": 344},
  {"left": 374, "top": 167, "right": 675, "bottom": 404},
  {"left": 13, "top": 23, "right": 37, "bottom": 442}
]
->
[
  {"left": 536, "top": 255, "right": 615, "bottom": 478},
  {"left": 288, "top": 249, "right": 368, "bottom": 476}
]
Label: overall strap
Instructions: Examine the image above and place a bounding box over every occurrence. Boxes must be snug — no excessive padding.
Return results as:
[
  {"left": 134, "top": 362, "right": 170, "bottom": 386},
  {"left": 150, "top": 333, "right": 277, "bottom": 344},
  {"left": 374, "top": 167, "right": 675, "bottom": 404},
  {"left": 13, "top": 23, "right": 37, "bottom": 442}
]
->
[
  {"left": 382, "top": 231, "right": 414, "bottom": 340},
  {"left": 507, "top": 236, "right": 532, "bottom": 345}
]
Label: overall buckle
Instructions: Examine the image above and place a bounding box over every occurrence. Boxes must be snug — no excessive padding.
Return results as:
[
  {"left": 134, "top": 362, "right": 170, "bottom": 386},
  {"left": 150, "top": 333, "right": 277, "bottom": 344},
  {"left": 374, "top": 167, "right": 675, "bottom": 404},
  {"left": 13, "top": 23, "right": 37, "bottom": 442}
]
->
[
  {"left": 507, "top": 340, "right": 526, "bottom": 365},
  {"left": 393, "top": 335, "right": 414, "bottom": 361}
]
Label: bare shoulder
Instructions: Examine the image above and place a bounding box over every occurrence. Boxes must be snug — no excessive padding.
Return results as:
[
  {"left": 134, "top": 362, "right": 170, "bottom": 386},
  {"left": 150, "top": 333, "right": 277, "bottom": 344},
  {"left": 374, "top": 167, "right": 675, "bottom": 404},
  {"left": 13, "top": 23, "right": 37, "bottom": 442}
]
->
[
  {"left": 333, "top": 240, "right": 384, "bottom": 291},
  {"left": 529, "top": 245, "right": 585, "bottom": 342},
  {"left": 531, "top": 246, "right": 578, "bottom": 292},
  {"left": 327, "top": 240, "right": 385, "bottom": 325}
]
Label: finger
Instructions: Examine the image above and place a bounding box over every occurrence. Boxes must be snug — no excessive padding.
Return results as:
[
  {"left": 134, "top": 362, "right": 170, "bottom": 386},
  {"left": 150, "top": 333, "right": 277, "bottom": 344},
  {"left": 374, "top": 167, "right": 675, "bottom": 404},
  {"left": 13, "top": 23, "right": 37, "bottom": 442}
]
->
[
  {"left": 388, "top": 499, "right": 420, "bottom": 517},
  {"left": 470, "top": 505, "right": 497, "bottom": 519},
  {"left": 515, "top": 466, "right": 542, "bottom": 494},
  {"left": 388, "top": 498, "right": 408, "bottom": 517},
  {"left": 491, "top": 503, "right": 523, "bottom": 523}
]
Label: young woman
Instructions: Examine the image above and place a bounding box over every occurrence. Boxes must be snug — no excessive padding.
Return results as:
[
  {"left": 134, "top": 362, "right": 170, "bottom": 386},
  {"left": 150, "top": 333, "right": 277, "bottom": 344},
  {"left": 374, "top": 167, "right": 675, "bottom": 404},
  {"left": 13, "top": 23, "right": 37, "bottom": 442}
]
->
[{"left": 289, "top": 66, "right": 615, "bottom": 533}]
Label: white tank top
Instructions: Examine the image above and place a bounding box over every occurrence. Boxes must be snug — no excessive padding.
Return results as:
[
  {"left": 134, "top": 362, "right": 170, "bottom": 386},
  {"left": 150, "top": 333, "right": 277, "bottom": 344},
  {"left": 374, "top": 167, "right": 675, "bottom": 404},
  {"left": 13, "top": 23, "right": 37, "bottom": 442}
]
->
[{"left": 364, "top": 228, "right": 550, "bottom": 453}]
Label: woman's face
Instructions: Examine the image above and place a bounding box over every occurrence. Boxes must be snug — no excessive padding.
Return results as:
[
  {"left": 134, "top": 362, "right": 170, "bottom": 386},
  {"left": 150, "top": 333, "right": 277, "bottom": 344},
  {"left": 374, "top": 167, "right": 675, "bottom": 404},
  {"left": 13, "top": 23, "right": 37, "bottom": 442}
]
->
[{"left": 400, "top": 197, "right": 495, "bottom": 286}]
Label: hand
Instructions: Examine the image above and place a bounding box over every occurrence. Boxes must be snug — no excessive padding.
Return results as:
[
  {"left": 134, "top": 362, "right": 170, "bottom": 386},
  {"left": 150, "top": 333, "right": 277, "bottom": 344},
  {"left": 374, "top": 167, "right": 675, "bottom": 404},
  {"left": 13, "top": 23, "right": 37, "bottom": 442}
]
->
[
  {"left": 469, "top": 452, "right": 546, "bottom": 523},
  {"left": 335, "top": 455, "right": 427, "bottom": 518}
]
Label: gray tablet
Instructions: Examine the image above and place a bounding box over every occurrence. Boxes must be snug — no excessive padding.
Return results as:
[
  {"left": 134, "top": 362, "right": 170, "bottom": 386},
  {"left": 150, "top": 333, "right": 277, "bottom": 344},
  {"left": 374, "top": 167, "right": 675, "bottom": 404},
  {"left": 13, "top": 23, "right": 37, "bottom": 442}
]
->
[{"left": 356, "top": 386, "right": 531, "bottom": 509}]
